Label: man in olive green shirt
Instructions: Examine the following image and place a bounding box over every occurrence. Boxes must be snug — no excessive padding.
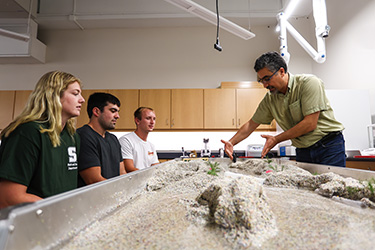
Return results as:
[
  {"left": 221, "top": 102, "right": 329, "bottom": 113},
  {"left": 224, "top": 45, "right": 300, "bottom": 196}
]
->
[{"left": 221, "top": 51, "right": 346, "bottom": 167}]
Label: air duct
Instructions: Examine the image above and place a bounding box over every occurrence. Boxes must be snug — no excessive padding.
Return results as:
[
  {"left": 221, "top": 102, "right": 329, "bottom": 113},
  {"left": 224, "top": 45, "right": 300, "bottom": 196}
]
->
[
  {"left": 0, "top": 0, "right": 46, "bottom": 64},
  {"left": 0, "top": 18, "right": 46, "bottom": 64}
]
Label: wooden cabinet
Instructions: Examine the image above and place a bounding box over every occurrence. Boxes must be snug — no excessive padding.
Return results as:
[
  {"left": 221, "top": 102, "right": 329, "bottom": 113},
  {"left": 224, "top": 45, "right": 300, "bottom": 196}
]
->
[
  {"left": 0, "top": 90, "right": 34, "bottom": 130},
  {"left": 237, "top": 89, "right": 276, "bottom": 130},
  {"left": 171, "top": 89, "right": 203, "bottom": 129},
  {"left": 13, "top": 90, "right": 32, "bottom": 119},
  {"left": 0, "top": 91, "right": 15, "bottom": 130},
  {"left": 108, "top": 89, "right": 139, "bottom": 129},
  {"left": 0, "top": 87, "right": 276, "bottom": 132},
  {"left": 139, "top": 89, "right": 171, "bottom": 129},
  {"left": 203, "top": 88, "right": 276, "bottom": 130},
  {"left": 204, "top": 89, "right": 236, "bottom": 129},
  {"left": 139, "top": 89, "right": 204, "bottom": 130},
  {"left": 346, "top": 160, "right": 375, "bottom": 171}
]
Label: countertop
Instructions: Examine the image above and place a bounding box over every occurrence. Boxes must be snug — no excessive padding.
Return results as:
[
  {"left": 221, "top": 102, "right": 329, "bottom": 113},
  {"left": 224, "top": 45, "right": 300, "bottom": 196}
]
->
[
  {"left": 346, "top": 156, "right": 375, "bottom": 162},
  {"left": 157, "top": 150, "right": 375, "bottom": 162},
  {"left": 157, "top": 150, "right": 277, "bottom": 160}
]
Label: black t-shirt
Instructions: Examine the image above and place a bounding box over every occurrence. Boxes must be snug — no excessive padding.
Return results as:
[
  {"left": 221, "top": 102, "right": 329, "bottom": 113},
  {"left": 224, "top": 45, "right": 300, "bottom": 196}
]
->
[{"left": 77, "top": 125, "right": 122, "bottom": 187}]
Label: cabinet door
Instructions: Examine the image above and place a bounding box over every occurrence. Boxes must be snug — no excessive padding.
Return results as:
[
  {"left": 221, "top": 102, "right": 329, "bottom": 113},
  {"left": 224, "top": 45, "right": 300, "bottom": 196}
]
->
[
  {"left": 13, "top": 90, "right": 32, "bottom": 119},
  {"left": 76, "top": 89, "right": 102, "bottom": 128},
  {"left": 139, "top": 89, "right": 171, "bottom": 129},
  {"left": 237, "top": 89, "right": 276, "bottom": 130},
  {"left": 171, "top": 89, "right": 203, "bottom": 129},
  {"left": 0, "top": 91, "right": 15, "bottom": 130},
  {"left": 108, "top": 89, "right": 139, "bottom": 129},
  {"left": 204, "top": 89, "right": 236, "bottom": 129}
]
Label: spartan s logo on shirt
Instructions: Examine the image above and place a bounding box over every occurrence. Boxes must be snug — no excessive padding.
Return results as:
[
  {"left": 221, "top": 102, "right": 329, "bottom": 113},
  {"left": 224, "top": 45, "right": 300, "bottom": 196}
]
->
[{"left": 67, "top": 147, "right": 78, "bottom": 170}]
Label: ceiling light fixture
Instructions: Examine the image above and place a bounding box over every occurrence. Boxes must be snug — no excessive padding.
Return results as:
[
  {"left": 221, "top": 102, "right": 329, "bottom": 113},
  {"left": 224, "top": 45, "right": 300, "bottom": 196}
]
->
[
  {"left": 283, "top": 0, "right": 301, "bottom": 19},
  {"left": 278, "top": 0, "right": 329, "bottom": 64},
  {"left": 163, "top": 0, "right": 255, "bottom": 40}
]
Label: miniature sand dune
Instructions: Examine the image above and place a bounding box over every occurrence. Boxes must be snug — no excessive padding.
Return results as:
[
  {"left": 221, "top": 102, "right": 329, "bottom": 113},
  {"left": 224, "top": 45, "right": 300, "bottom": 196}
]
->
[{"left": 229, "top": 159, "right": 375, "bottom": 206}]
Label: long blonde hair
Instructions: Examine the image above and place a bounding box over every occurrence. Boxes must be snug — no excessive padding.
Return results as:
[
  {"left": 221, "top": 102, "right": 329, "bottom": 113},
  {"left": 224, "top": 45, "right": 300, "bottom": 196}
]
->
[{"left": 1, "top": 71, "right": 82, "bottom": 147}]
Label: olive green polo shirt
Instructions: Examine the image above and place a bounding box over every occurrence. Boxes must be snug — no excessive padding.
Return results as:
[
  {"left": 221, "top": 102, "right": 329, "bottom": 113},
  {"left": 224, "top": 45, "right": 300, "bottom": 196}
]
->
[{"left": 252, "top": 73, "right": 344, "bottom": 148}]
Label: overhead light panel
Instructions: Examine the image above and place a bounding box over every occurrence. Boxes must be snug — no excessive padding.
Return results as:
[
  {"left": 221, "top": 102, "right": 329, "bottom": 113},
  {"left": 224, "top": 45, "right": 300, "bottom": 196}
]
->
[
  {"left": 164, "top": 0, "right": 255, "bottom": 40},
  {"left": 278, "top": 0, "right": 329, "bottom": 64},
  {"left": 283, "top": 0, "right": 302, "bottom": 19}
]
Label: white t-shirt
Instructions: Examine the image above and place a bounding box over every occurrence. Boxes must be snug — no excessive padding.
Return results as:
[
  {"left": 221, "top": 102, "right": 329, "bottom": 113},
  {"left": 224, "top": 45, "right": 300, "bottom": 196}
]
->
[{"left": 119, "top": 132, "right": 159, "bottom": 170}]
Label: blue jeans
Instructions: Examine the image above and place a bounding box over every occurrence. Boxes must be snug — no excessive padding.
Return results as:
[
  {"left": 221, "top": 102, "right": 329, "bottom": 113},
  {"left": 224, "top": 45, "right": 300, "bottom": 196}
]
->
[{"left": 296, "top": 132, "right": 346, "bottom": 167}]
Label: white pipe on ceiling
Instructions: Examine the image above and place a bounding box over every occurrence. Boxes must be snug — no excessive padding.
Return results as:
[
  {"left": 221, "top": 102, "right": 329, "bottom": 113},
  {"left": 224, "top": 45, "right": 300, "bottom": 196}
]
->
[{"left": 163, "top": 0, "right": 255, "bottom": 40}]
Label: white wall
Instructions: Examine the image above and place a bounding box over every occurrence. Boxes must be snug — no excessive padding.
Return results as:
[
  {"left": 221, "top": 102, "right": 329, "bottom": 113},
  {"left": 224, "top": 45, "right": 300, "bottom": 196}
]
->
[
  {"left": 313, "top": 0, "right": 375, "bottom": 122},
  {"left": 325, "top": 90, "right": 372, "bottom": 150},
  {"left": 0, "top": 26, "right": 280, "bottom": 90}
]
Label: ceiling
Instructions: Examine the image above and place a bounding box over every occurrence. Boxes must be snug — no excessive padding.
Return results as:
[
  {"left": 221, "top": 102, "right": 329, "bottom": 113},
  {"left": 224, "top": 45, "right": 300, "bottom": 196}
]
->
[{"left": 0, "top": 0, "right": 313, "bottom": 31}]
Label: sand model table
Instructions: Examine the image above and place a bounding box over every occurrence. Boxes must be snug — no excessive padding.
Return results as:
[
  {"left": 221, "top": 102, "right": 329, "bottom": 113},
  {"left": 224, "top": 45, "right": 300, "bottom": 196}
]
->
[{"left": 55, "top": 159, "right": 375, "bottom": 250}]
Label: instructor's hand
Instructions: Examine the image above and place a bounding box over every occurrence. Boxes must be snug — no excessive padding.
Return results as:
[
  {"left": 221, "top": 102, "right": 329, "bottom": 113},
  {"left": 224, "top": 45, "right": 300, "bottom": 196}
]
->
[
  {"left": 221, "top": 139, "right": 234, "bottom": 160},
  {"left": 260, "top": 134, "right": 277, "bottom": 158}
]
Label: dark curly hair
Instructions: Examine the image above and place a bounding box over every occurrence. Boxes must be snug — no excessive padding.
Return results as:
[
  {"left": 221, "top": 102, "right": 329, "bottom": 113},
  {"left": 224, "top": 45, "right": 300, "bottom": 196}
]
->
[
  {"left": 87, "top": 92, "right": 121, "bottom": 118},
  {"left": 254, "top": 51, "right": 288, "bottom": 73}
]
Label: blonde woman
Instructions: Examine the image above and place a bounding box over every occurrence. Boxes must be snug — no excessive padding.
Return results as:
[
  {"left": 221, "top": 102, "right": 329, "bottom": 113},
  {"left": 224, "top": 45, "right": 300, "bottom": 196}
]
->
[{"left": 0, "top": 71, "right": 85, "bottom": 209}]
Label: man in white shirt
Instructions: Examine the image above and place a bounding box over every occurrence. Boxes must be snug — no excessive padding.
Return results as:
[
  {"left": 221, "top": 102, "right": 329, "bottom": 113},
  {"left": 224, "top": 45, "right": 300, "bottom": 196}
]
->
[{"left": 119, "top": 107, "right": 159, "bottom": 172}]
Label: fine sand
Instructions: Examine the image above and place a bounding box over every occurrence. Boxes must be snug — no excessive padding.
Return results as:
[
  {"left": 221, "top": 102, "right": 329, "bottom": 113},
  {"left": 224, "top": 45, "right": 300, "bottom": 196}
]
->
[{"left": 59, "top": 159, "right": 375, "bottom": 250}]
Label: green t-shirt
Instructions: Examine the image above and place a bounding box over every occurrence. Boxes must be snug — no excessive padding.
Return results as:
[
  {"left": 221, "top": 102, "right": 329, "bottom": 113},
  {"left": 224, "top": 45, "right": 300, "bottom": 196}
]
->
[
  {"left": 0, "top": 121, "right": 80, "bottom": 198},
  {"left": 252, "top": 73, "right": 344, "bottom": 148}
]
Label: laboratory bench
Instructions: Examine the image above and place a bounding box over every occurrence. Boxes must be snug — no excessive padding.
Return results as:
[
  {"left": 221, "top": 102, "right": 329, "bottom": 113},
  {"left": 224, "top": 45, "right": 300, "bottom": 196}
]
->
[{"left": 157, "top": 150, "right": 375, "bottom": 171}]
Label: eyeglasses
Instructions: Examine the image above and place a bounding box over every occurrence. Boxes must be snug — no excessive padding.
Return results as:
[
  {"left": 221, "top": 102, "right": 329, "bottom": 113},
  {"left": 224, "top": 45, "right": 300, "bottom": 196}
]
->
[{"left": 258, "top": 69, "right": 279, "bottom": 84}]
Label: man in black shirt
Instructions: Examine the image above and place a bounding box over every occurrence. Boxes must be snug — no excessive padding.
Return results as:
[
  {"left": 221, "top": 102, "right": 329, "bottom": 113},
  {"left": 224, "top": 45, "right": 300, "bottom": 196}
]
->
[{"left": 77, "top": 92, "right": 126, "bottom": 187}]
